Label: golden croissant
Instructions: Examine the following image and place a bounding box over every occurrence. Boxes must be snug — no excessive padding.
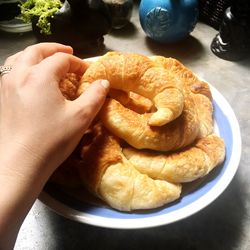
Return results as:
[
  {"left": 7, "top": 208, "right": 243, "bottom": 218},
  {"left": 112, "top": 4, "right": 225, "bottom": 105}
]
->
[
  {"left": 98, "top": 77, "right": 213, "bottom": 152},
  {"left": 77, "top": 124, "right": 182, "bottom": 211},
  {"left": 150, "top": 56, "right": 214, "bottom": 138},
  {"left": 81, "top": 53, "right": 214, "bottom": 151},
  {"left": 100, "top": 93, "right": 199, "bottom": 152},
  {"left": 52, "top": 53, "right": 225, "bottom": 212},
  {"left": 80, "top": 51, "right": 185, "bottom": 126},
  {"left": 123, "top": 134, "right": 225, "bottom": 183}
]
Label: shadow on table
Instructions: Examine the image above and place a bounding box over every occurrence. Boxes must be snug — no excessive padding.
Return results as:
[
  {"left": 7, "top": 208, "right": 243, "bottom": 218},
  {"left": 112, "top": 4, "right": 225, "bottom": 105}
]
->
[
  {"left": 46, "top": 174, "right": 245, "bottom": 250},
  {"left": 109, "top": 22, "right": 138, "bottom": 39},
  {"left": 236, "top": 56, "right": 250, "bottom": 69},
  {"left": 83, "top": 33, "right": 205, "bottom": 65},
  {"left": 0, "top": 31, "right": 37, "bottom": 63},
  {"left": 144, "top": 35, "right": 205, "bottom": 64}
]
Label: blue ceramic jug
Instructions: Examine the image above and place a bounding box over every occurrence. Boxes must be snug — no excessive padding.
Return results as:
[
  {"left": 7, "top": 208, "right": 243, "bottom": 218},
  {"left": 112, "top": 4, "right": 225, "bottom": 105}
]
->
[{"left": 139, "top": 0, "right": 199, "bottom": 43}]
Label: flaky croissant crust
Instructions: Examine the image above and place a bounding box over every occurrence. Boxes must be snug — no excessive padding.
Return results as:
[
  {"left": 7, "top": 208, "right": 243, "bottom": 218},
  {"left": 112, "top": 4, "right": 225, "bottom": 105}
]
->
[
  {"left": 52, "top": 52, "right": 225, "bottom": 212},
  {"left": 80, "top": 52, "right": 185, "bottom": 126}
]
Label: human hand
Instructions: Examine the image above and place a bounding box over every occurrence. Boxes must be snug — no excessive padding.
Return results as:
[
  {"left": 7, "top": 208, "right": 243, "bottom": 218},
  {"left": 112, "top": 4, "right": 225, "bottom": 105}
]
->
[
  {"left": 0, "top": 43, "right": 110, "bottom": 247},
  {"left": 0, "top": 43, "right": 109, "bottom": 177}
]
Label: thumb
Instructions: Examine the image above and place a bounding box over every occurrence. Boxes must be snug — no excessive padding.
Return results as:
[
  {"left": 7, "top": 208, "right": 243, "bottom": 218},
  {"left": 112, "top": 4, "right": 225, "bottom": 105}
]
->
[{"left": 70, "top": 79, "right": 110, "bottom": 127}]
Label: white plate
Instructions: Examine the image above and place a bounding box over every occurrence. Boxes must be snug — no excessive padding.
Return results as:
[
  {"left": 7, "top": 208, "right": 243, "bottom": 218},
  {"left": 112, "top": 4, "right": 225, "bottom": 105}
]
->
[{"left": 39, "top": 75, "right": 241, "bottom": 229}]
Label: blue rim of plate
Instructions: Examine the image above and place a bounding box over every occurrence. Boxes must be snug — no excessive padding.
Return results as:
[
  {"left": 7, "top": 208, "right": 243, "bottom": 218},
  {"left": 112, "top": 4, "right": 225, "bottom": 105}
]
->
[{"left": 39, "top": 81, "right": 241, "bottom": 229}]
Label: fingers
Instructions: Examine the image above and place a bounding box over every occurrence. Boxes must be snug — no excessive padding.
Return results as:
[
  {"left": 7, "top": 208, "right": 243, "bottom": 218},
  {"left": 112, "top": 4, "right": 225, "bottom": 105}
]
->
[
  {"left": 15, "top": 43, "right": 73, "bottom": 67},
  {"left": 4, "top": 43, "right": 72, "bottom": 68},
  {"left": 4, "top": 51, "right": 23, "bottom": 66},
  {"left": 3, "top": 43, "right": 74, "bottom": 82},
  {"left": 35, "top": 52, "right": 89, "bottom": 82},
  {"left": 71, "top": 79, "right": 110, "bottom": 128}
]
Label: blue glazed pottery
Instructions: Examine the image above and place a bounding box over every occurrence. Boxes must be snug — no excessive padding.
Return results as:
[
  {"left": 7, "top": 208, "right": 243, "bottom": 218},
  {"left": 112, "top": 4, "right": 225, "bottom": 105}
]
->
[{"left": 139, "top": 0, "right": 199, "bottom": 43}]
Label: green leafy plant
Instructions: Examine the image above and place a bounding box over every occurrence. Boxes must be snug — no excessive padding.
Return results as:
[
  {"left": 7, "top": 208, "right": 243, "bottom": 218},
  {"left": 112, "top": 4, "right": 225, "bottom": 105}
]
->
[{"left": 19, "top": 0, "right": 63, "bottom": 35}]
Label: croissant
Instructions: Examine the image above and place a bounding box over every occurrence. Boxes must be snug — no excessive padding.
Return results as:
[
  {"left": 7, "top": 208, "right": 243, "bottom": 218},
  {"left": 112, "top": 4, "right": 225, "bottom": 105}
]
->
[
  {"left": 54, "top": 54, "right": 224, "bottom": 212},
  {"left": 59, "top": 73, "right": 81, "bottom": 100},
  {"left": 80, "top": 54, "right": 213, "bottom": 151},
  {"left": 80, "top": 51, "right": 184, "bottom": 126},
  {"left": 100, "top": 91, "right": 199, "bottom": 151},
  {"left": 77, "top": 124, "right": 182, "bottom": 211},
  {"left": 150, "top": 56, "right": 214, "bottom": 138},
  {"left": 109, "top": 89, "right": 153, "bottom": 114},
  {"left": 123, "top": 134, "right": 225, "bottom": 183},
  {"left": 192, "top": 92, "right": 213, "bottom": 138},
  {"left": 77, "top": 81, "right": 153, "bottom": 114},
  {"left": 150, "top": 56, "right": 212, "bottom": 99}
]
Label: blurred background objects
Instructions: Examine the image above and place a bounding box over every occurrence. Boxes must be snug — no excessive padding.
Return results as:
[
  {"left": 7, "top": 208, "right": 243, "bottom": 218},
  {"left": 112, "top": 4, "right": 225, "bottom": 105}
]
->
[{"left": 0, "top": 0, "right": 32, "bottom": 33}]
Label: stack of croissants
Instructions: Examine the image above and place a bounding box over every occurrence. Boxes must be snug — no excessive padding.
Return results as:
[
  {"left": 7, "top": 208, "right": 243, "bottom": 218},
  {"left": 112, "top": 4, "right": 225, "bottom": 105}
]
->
[{"left": 51, "top": 51, "right": 226, "bottom": 212}]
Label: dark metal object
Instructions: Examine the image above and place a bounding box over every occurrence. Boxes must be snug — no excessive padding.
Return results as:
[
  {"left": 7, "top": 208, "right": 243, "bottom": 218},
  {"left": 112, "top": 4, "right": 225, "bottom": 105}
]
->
[
  {"left": 210, "top": 0, "right": 250, "bottom": 61},
  {"left": 198, "top": 0, "right": 232, "bottom": 30}
]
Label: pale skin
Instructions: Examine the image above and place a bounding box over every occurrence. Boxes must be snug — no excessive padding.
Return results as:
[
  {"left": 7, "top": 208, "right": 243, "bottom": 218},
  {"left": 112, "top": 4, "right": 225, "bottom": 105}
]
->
[{"left": 0, "top": 43, "right": 110, "bottom": 249}]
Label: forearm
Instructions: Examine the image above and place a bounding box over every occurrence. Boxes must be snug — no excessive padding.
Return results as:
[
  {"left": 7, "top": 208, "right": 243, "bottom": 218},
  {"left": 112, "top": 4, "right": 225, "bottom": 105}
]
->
[{"left": 0, "top": 143, "right": 54, "bottom": 249}]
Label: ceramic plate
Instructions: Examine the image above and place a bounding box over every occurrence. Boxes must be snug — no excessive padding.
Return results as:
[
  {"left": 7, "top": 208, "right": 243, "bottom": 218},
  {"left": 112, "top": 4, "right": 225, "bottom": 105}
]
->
[{"left": 39, "top": 76, "right": 241, "bottom": 229}]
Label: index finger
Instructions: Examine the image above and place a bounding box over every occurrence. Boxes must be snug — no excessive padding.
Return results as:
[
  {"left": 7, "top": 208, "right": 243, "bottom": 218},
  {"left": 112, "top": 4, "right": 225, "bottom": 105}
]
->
[
  {"left": 34, "top": 52, "right": 88, "bottom": 82},
  {"left": 4, "top": 51, "right": 23, "bottom": 66},
  {"left": 14, "top": 43, "right": 73, "bottom": 67}
]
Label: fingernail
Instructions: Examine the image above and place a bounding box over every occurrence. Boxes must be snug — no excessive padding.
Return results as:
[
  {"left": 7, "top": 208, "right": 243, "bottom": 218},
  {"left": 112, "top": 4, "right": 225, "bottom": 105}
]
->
[{"left": 100, "top": 79, "right": 110, "bottom": 89}]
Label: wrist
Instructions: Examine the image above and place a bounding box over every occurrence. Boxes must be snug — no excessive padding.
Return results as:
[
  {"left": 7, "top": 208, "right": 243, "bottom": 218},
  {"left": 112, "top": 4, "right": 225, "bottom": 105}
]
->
[
  {"left": 0, "top": 141, "right": 54, "bottom": 246},
  {"left": 0, "top": 141, "right": 54, "bottom": 185}
]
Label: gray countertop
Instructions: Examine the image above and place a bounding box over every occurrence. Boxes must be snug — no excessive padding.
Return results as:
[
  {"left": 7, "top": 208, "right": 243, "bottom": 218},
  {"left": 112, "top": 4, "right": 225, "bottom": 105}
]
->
[{"left": 1, "top": 5, "right": 250, "bottom": 250}]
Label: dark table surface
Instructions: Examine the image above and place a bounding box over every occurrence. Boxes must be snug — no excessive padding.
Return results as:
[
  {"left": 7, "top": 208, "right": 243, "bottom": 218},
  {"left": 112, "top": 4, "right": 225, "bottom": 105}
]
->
[{"left": 1, "top": 4, "right": 250, "bottom": 250}]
